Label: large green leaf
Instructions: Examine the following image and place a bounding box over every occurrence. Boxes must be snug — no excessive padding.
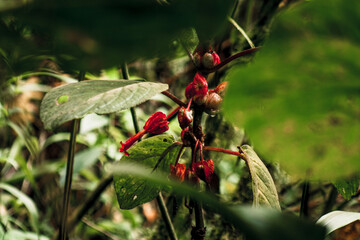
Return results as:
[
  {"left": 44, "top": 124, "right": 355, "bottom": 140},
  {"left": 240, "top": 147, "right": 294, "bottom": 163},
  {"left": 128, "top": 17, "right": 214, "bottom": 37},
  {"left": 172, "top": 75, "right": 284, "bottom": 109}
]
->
[
  {"left": 113, "top": 134, "right": 182, "bottom": 210},
  {"left": 223, "top": 0, "right": 360, "bottom": 179},
  {"left": 40, "top": 80, "right": 168, "bottom": 130},
  {"left": 241, "top": 145, "right": 280, "bottom": 210},
  {"left": 108, "top": 162, "right": 326, "bottom": 240},
  {"left": 317, "top": 211, "right": 360, "bottom": 235}
]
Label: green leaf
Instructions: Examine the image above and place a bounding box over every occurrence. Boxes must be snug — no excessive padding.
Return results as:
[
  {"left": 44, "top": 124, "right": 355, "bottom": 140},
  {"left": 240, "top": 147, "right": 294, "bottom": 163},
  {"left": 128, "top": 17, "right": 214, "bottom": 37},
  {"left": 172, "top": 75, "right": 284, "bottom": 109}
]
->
[
  {"left": 108, "top": 162, "right": 326, "bottom": 240},
  {"left": 223, "top": 0, "right": 360, "bottom": 179},
  {"left": 241, "top": 145, "right": 280, "bottom": 210},
  {"left": 317, "top": 211, "right": 360, "bottom": 235},
  {"left": 113, "top": 134, "right": 182, "bottom": 209},
  {"left": 0, "top": 183, "right": 39, "bottom": 234},
  {"left": 333, "top": 178, "right": 359, "bottom": 200},
  {"left": 40, "top": 80, "right": 168, "bottom": 130}
]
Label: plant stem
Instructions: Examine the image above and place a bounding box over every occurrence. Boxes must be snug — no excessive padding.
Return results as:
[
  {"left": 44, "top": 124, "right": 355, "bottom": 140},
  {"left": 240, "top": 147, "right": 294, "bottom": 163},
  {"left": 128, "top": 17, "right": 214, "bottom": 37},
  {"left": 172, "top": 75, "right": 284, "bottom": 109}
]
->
[
  {"left": 300, "top": 181, "right": 310, "bottom": 218},
  {"left": 59, "top": 70, "right": 85, "bottom": 240},
  {"left": 203, "top": 146, "right": 243, "bottom": 158},
  {"left": 122, "top": 63, "right": 178, "bottom": 240},
  {"left": 156, "top": 192, "right": 178, "bottom": 240},
  {"left": 52, "top": 175, "right": 113, "bottom": 240},
  {"left": 121, "top": 63, "right": 140, "bottom": 133},
  {"left": 201, "top": 47, "right": 261, "bottom": 74},
  {"left": 191, "top": 106, "right": 206, "bottom": 240},
  {"left": 162, "top": 90, "right": 187, "bottom": 107}
]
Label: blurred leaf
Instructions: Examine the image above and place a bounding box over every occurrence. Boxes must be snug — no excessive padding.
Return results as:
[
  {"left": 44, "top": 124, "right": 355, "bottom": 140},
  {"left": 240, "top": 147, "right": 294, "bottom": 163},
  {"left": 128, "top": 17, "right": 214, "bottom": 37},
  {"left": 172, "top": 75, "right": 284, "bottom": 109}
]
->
[
  {"left": 333, "top": 178, "right": 359, "bottom": 200},
  {"left": 1, "top": 229, "right": 49, "bottom": 240},
  {"left": 223, "top": 0, "right": 360, "bottom": 179},
  {"left": 317, "top": 211, "right": 360, "bottom": 235},
  {"left": 40, "top": 80, "right": 168, "bottom": 130},
  {"left": 0, "top": 183, "right": 39, "bottom": 234},
  {"left": 241, "top": 145, "right": 280, "bottom": 210},
  {"left": 79, "top": 113, "right": 109, "bottom": 134},
  {"left": 113, "top": 134, "right": 182, "bottom": 209},
  {"left": 0, "top": 0, "right": 232, "bottom": 72},
  {"left": 108, "top": 162, "right": 326, "bottom": 240},
  {"left": 0, "top": 0, "right": 29, "bottom": 12},
  {"left": 59, "top": 146, "right": 104, "bottom": 186}
]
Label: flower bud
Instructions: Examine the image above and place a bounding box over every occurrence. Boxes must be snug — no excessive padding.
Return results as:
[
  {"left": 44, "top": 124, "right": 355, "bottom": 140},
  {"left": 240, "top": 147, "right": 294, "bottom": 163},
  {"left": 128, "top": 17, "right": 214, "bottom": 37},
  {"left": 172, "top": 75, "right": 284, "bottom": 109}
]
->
[
  {"left": 169, "top": 163, "right": 186, "bottom": 182},
  {"left": 192, "top": 159, "right": 214, "bottom": 183},
  {"left": 178, "top": 107, "right": 193, "bottom": 129},
  {"left": 202, "top": 51, "right": 221, "bottom": 69},
  {"left": 143, "top": 112, "right": 169, "bottom": 134},
  {"left": 204, "top": 91, "right": 222, "bottom": 115},
  {"left": 185, "top": 73, "right": 208, "bottom": 100}
]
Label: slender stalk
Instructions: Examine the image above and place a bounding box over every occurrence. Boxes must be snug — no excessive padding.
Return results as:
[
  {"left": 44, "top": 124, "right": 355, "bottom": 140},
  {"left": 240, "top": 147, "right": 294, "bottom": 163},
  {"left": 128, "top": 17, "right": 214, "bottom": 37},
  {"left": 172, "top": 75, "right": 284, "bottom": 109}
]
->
[
  {"left": 228, "top": 16, "right": 255, "bottom": 48},
  {"left": 203, "top": 146, "right": 243, "bottom": 158},
  {"left": 52, "top": 175, "right": 113, "bottom": 240},
  {"left": 59, "top": 71, "right": 85, "bottom": 240},
  {"left": 162, "top": 91, "right": 187, "bottom": 107},
  {"left": 300, "top": 181, "right": 310, "bottom": 218},
  {"left": 122, "top": 63, "right": 178, "bottom": 240},
  {"left": 201, "top": 47, "right": 261, "bottom": 74},
  {"left": 156, "top": 192, "right": 178, "bottom": 240}
]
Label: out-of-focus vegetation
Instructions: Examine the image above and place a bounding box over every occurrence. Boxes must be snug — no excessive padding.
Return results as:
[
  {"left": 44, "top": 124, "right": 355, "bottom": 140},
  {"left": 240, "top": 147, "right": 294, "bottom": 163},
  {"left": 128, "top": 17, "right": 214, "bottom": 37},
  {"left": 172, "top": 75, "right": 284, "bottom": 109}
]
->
[{"left": 0, "top": 0, "right": 359, "bottom": 239}]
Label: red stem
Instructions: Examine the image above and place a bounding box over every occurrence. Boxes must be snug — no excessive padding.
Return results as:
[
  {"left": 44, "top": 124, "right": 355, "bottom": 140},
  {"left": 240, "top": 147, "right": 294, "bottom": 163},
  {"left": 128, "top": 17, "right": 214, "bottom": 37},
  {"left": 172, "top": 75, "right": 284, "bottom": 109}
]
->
[
  {"left": 201, "top": 47, "right": 261, "bottom": 74},
  {"left": 166, "top": 106, "right": 181, "bottom": 119},
  {"left": 162, "top": 91, "right": 187, "bottom": 107},
  {"left": 203, "top": 146, "right": 244, "bottom": 159}
]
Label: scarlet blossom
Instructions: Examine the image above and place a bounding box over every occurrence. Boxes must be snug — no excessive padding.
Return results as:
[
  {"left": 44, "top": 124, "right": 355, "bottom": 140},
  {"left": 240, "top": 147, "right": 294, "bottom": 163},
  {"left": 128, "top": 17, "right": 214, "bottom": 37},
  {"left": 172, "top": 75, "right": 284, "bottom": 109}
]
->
[
  {"left": 185, "top": 73, "right": 208, "bottom": 100},
  {"left": 119, "top": 112, "right": 169, "bottom": 156},
  {"left": 143, "top": 112, "right": 169, "bottom": 134},
  {"left": 169, "top": 163, "right": 187, "bottom": 182},
  {"left": 192, "top": 159, "right": 214, "bottom": 183}
]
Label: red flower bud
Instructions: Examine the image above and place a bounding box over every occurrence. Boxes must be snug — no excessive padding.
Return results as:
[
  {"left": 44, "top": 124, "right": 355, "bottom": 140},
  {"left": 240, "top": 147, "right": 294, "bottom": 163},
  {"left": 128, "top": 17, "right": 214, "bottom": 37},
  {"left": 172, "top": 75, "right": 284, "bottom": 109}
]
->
[
  {"left": 192, "top": 159, "right": 214, "bottom": 183},
  {"left": 119, "top": 112, "right": 169, "bottom": 156},
  {"left": 185, "top": 168, "right": 199, "bottom": 185},
  {"left": 143, "top": 112, "right": 169, "bottom": 134},
  {"left": 178, "top": 107, "right": 193, "bottom": 129},
  {"left": 169, "top": 163, "right": 186, "bottom": 182},
  {"left": 202, "top": 51, "right": 221, "bottom": 69},
  {"left": 185, "top": 73, "right": 208, "bottom": 100}
]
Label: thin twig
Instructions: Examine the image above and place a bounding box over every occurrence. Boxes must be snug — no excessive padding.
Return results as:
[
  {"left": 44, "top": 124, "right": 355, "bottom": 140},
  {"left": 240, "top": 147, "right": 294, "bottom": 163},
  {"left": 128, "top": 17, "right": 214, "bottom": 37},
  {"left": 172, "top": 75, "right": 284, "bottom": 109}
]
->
[
  {"left": 228, "top": 16, "right": 255, "bottom": 48},
  {"left": 162, "top": 91, "right": 187, "bottom": 107},
  {"left": 300, "top": 181, "right": 310, "bottom": 218},
  {"left": 201, "top": 47, "right": 261, "bottom": 74}
]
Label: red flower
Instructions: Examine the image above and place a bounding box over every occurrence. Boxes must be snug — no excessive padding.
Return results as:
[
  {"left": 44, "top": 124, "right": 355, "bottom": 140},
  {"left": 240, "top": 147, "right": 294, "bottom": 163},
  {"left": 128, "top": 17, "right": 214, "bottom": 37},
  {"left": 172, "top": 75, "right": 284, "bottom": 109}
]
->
[
  {"left": 170, "top": 163, "right": 187, "bottom": 182},
  {"left": 185, "top": 73, "right": 208, "bottom": 100},
  {"left": 192, "top": 159, "right": 214, "bottom": 183},
  {"left": 143, "top": 112, "right": 169, "bottom": 134},
  {"left": 119, "top": 112, "right": 169, "bottom": 156}
]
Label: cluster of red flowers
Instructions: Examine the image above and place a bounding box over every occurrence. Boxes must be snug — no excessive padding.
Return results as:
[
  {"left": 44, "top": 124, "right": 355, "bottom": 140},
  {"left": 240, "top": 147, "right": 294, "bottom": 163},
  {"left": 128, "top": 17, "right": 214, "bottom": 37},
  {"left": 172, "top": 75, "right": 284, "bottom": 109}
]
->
[{"left": 119, "top": 48, "right": 226, "bottom": 186}]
